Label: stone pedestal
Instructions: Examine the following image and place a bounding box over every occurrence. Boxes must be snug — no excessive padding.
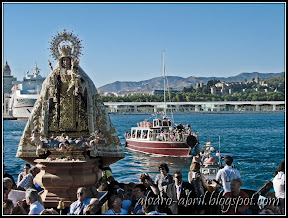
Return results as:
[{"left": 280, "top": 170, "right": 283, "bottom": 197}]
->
[{"left": 34, "top": 158, "right": 101, "bottom": 207}]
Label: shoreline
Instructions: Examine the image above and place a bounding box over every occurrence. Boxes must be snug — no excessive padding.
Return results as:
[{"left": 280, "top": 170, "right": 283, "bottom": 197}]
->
[
  {"left": 3, "top": 110, "right": 284, "bottom": 120},
  {"left": 108, "top": 110, "right": 285, "bottom": 115}
]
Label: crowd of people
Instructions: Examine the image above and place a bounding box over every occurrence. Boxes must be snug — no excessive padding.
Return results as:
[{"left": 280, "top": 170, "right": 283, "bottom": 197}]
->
[
  {"left": 125, "top": 122, "right": 196, "bottom": 142},
  {"left": 3, "top": 159, "right": 285, "bottom": 215}
]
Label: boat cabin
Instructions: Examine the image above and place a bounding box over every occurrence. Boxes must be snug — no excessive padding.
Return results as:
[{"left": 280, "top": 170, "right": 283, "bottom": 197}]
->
[
  {"left": 130, "top": 118, "right": 174, "bottom": 141},
  {"left": 152, "top": 118, "right": 172, "bottom": 128}
]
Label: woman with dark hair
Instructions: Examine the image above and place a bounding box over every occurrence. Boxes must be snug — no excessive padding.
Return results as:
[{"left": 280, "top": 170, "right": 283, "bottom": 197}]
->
[
  {"left": 155, "top": 163, "right": 173, "bottom": 197},
  {"left": 17, "top": 163, "right": 31, "bottom": 185},
  {"left": 103, "top": 195, "right": 128, "bottom": 215}
]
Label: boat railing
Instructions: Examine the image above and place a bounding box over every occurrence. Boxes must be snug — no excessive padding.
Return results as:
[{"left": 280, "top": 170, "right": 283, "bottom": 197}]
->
[{"left": 126, "top": 131, "right": 197, "bottom": 142}]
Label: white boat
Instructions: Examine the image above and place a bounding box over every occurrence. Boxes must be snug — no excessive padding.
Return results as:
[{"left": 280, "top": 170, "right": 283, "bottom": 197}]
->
[{"left": 9, "top": 64, "right": 46, "bottom": 119}]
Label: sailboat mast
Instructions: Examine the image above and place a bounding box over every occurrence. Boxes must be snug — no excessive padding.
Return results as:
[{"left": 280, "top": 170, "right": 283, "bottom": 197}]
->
[
  {"left": 163, "top": 51, "right": 166, "bottom": 117},
  {"left": 219, "top": 136, "right": 221, "bottom": 164}
]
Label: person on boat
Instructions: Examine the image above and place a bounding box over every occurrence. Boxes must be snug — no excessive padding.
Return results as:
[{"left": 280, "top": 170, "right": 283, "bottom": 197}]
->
[
  {"left": 3, "top": 199, "right": 14, "bottom": 215},
  {"left": 166, "top": 170, "right": 197, "bottom": 215},
  {"left": 138, "top": 173, "right": 160, "bottom": 196},
  {"left": 222, "top": 178, "right": 252, "bottom": 215},
  {"left": 95, "top": 160, "right": 115, "bottom": 191},
  {"left": 188, "top": 162, "right": 206, "bottom": 214},
  {"left": 176, "top": 129, "right": 182, "bottom": 141},
  {"left": 155, "top": 163, "right": 173, "bottom": 197},
  {"left": 116, "top": 183, "right": 132, "bottom": 211},
  {"left": 142, "top": 198, "right": 167, "bottom": 215},
  {"left": 3, "top": 165, "right": 17, "bottom": 189},
  {"left": 177, "top": 122, "right": 184, "bottom": 131},
  {"left": 258, "top": 192, "right": 281, "bottom": 215},
  {"left": 107, "top": 181, "right": 121, "bottom": 199},
  {"left": 203, "top": 156, "right": 217, "bottom": 167},
  {"left": 215, "top": 156, "right": 241, "bottom": 194},
  {"left": 17, "top": 163, "right": 31, "bottom": 185},
  {"left": 4, "top": 177, "right": 26, "bottom": 208},
  {"left": 169, "top": 131, "right": 176, "bottom": 142},
  {"left": 188, "top": 162, "right": 205, "bottom": 197},
  {"left": 103, "top": 195, "right": 128, "bottom": 215},
  {"left": 68, "top": 187, "right": 99, "bottom": 215},
  {"left": 129, "top": 184, "right": 146, "bottom": 215},
  {"left": 17, "top": 166, "right": 41, "bottom": 191},
  {"left": 25, "top": 188, "right": 45, "bottom": 215},
  {"left": 272, "top": 161, "right": 285, "bottom": 214}
]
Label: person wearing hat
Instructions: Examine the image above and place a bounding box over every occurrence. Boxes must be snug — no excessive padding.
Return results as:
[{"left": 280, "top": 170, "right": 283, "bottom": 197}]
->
[{"left": 215, "top": 156, "right": 241, "bottom": 194}]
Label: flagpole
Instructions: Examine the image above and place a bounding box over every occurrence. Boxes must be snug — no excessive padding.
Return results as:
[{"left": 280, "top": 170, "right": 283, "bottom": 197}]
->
[{"left": 219, "top": 136, "right": 221, "bottom": 164}]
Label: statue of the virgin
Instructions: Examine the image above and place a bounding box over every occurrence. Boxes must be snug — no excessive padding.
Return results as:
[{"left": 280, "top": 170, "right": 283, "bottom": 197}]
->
[{"left": 16, "top": 29, "right": 124, "bottom": 163}]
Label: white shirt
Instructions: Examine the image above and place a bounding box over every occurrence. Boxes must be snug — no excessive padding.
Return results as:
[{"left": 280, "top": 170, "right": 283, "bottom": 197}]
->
[
  {"left": 29, "top": 201, "right": 45, "bottom": 215},
  {"left": 175, "top": 183, "right": 182, "bottom": 200},
  {"left": 215, "top": 165, "right": 241, "bottom": 193},
  {"left": 273, "top": 171, "right": 285, "bottom": 199},
  {"left": 68, "top": 198, "right": 93, "bottom": 215}
]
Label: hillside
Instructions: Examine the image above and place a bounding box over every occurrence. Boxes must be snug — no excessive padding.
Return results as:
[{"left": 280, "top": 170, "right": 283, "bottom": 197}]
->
[{"left": 99, "top": 72, "right": 284, "bottom": 93}]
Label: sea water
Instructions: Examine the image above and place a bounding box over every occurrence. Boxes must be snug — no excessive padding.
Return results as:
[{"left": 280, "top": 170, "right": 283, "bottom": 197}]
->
[{"left": 3, "top": 113, "right": 285, "bottom": 191}]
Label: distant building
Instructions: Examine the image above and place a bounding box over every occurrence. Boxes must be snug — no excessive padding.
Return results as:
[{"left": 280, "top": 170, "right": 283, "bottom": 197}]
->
[
  {"left": 97, "top": 88, "right": 104, "bottom": 95},
  {"left": 3, "top": 61, "right": 17, "bottom": 94},
  {"left": 210, "top": 87, "right": 217, "bottom": 95},
  {"left": 255, "top": 76, "right": 259, "bottom": 83}
]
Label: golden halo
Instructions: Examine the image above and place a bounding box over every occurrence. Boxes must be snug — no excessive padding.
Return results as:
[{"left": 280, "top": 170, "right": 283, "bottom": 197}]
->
[{"left": 48, "top": 29, "right": 83, "bottom": 61}]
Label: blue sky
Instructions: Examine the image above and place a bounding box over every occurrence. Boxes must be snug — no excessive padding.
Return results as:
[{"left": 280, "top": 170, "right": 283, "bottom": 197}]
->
[{"left": 3, "top": 3, "right": 285, "bottom": 88}]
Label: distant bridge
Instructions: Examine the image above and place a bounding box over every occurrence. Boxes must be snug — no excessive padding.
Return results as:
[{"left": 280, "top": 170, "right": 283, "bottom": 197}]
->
[{"left": 103, "top": 101, "right": 285, "bottom": 113}]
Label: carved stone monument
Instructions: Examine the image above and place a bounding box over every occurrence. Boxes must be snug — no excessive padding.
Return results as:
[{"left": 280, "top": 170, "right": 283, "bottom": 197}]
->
[{"left": 16, "top": 29, "right": 124, "bottom": 207}]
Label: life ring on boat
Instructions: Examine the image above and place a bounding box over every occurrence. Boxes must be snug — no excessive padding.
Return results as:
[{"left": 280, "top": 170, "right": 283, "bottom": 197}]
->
[{"left": 185, "top": 135, "right": 198, "bottom": 148}]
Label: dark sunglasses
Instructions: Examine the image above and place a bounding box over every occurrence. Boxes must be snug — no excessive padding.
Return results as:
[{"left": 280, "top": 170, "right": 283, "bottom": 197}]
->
[{"left": 175, "top": 176, "right": 182, "bottom": 179}]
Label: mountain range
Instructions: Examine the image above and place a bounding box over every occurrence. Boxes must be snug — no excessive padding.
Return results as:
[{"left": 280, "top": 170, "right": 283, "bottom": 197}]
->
[{"left": 99, "top": 72, "right": 285, "bottom": 93}]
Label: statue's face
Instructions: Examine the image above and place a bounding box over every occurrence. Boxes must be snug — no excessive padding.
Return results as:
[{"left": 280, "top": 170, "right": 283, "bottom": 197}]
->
[{"left": 62, "top": 57, "right": 71, "bottom": 69}]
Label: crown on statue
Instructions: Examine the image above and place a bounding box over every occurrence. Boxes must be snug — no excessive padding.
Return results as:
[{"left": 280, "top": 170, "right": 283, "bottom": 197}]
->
[
  {"left": 49, "top": 29, "right": 83, "bottom": 61},
  {"left": 59, "top": 44, "right": 73, "bottom": 57}
]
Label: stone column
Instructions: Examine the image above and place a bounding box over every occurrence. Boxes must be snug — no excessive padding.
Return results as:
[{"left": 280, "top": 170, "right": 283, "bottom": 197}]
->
[
  {"left": 255, "top": 105, "right": 260, "bottom": 111},
  {"left": 273, "top": 104, "right": 277, "bottom": 111},
  {"left": 175, "top": 105, "right": 179, "bottom": 112},
  {"left": 134, "top": 105, "right": 137, "bottom": 113}
]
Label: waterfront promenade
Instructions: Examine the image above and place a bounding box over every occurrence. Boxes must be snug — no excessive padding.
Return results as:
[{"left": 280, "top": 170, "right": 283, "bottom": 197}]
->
[
  {"left": 3, "top": 101, "right": 285, "bottom": 119},
  {"left": 104, "top": 101, "right": 285, "bottom": 114}
]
